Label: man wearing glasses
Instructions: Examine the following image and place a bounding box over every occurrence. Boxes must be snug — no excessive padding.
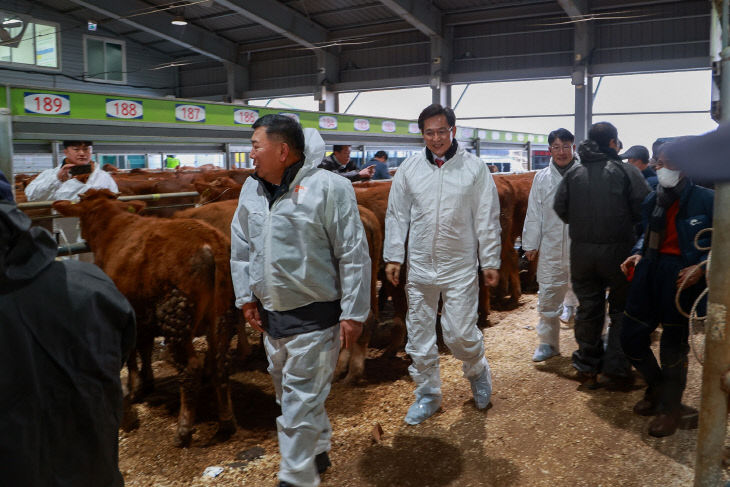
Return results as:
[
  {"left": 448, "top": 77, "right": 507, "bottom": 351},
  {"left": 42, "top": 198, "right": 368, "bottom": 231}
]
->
[
  {"left": 384, "top": 104, "right": 501, "bottom": 425},
  {"left": 522, "top": 128, "right": 580, "bottom": 362}
]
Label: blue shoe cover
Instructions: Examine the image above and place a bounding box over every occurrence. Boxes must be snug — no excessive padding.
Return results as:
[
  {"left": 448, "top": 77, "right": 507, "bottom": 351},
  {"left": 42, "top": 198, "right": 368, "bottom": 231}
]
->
[
  {"left": 404, "top": 394, "right": 441, "bottom": 425},
  {"left": 532, "top": 343, "right": 559, "bottom": 362},
  {"left": 469, "top": 369, "right": 492, "bottom": 410}
]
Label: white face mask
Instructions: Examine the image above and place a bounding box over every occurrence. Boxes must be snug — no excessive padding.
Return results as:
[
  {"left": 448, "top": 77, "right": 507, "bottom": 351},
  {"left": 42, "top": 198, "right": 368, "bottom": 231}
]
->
[{"left": 657, "top": 167, "right": 681, "bottom": 188}]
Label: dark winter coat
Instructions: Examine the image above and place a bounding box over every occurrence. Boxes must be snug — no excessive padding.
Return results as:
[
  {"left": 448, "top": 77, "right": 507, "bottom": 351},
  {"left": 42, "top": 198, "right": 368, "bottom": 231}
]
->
[
  {"left": 554, "top": 140, "right": 651, "bottom": 244},
  {"left": 0, "top": 201, "right": 136, "bottom": 487}
]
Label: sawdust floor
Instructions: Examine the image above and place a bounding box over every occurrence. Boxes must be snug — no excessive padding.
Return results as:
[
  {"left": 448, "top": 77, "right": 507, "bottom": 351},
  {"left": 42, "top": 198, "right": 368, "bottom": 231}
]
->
[{"left": 119, "top": 293, "right": 728, "bottom": 487}]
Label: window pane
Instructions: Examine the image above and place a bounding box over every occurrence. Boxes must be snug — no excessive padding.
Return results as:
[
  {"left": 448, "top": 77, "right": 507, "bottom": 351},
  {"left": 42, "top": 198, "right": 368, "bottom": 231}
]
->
[
  {"left": 12, "top": 24, "right": 35, "bottom": 65},
  {"left": 0, "top": 46, "right": 10, "bottom": 63},
  {"left": 105, "top": 42, "right": 123, "bottom": 81},
  {"left": 86, "top": 38, "right": 105, "bottom": 79},
  {"left": 35, "top": 23, "right": 57, "bottom": 68}
]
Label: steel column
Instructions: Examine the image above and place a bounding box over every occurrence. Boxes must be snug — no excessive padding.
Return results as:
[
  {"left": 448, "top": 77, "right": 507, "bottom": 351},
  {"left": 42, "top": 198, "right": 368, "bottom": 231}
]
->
[
  {"left": 694, "top": 2, "right": 730, "bottom": 484},
  {"left": 0, "top": 108, "right": 14, "bottom": 186}
]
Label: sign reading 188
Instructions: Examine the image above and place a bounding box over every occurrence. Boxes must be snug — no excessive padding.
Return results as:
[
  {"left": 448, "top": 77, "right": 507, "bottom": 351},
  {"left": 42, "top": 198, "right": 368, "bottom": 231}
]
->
[
  {"left": 24, "top": 92, "right": 71, "bottom": 115},
  {"left": 106, "top": 99, "right": 143, "bottom": 119}
]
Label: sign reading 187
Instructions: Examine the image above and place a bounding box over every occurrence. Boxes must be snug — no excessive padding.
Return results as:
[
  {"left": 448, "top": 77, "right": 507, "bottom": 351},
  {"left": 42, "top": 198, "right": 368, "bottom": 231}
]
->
[
  {"left": 24, "top": 92, "right": 71, "bottom": 115},
  {"left": 175, "top": 104, "right": 206, "bottom": 123}
]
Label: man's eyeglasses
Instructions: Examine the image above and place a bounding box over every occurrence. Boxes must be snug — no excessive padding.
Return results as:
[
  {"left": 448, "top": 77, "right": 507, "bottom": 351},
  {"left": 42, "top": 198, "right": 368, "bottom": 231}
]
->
[
  {"left": 550, "top": 145, "right": 573, "bottom": 152},
  {"left": 423, "top": 128, "right": 452, "bottom": 139}
]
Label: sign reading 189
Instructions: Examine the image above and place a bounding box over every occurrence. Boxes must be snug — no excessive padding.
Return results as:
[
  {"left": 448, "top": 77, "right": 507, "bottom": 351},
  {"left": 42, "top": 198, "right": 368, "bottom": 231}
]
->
[
  {"left": 24, "top": 92, "right": 71, "bottom": 115},
  {"left": 106, "top": 99, "right": 143, "bottom": 119},
  {"left": 175, "top": 104, "right": 206, "bottom": 123}
]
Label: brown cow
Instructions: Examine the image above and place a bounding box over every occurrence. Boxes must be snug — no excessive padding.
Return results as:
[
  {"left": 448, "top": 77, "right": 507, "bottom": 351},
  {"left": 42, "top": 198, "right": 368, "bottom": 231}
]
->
[
  {"left": 485, "top": 172, "right": 536, "bottom": 313},
  {"left": 53, "top": 189, "right": 236, "bottom": 447},
  {"left": 173, "top": 199, "right": 251, "bottom": 360},
  {"left": 195, "top": 177, "right": 243, "bottom": 205},
  {"left": 334, "top": 205, "right": 382, "bottom": 384}
]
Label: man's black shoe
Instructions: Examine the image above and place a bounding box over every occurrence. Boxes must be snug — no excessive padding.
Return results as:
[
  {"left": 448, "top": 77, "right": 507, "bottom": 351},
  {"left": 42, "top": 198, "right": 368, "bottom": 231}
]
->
[{"left": 315, "top": 451, "right": 331, "bottom": 474}]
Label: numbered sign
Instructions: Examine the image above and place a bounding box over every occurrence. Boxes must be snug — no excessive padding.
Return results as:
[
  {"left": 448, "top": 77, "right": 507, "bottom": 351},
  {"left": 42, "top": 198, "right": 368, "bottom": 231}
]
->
[
  {"left": 505, "top": 132, "right": 513, "bottom": 141},
  {"left": 458, "top": 127, "right": 475, "bottom": 139},
  {"left": 478, "top": 130, "right": 487, "bottom": 139},
  {"left": 353, "top": 118, "right": 370, "bottom": 131},
  {"left": 279, "top": 112, "right": 300, "bottom": 123},
  {"left": 319, "top": 115, "right": 338, "bottom": 130},
  {"left": 24, "top": 92, "right": 70, "bottom": 115},
  {"left": 537, "top": 135, "right": 546, "bottom": 143},
  {"left": 381, "top": 120, "right": 396, "bottom": 133},
  {"left": 234, "top": 108, "right": 259, "bottom": 125},
  {"left": 491, "top": 131, "right": 501, "bottom": 140},
  {"left": 408, "top": 123, "right": 420, "bottom": 134},
  {"left": 175, "top": 104, "right": 206, "bottom": 123},
  {"left": 517, "top": 134, "right": 525, "bottom": 142},
  {"left": 527, "top": 134, "right": 535, "bottom": 142},
  {"left": 106, "top": 99, "right": 143, "bottom": 119}
]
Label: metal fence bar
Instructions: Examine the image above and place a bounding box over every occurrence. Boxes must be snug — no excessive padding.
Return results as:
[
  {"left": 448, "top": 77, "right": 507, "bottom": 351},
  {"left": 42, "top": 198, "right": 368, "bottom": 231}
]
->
[{"left": 17, "top": 191, "right": 200, "bottom": 210}]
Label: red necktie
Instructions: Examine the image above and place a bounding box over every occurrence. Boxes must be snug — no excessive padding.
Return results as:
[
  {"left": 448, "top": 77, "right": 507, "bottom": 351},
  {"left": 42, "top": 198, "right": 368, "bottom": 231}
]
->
[{"left": 435, "top": 158, "right": 445, "bottom": 168}]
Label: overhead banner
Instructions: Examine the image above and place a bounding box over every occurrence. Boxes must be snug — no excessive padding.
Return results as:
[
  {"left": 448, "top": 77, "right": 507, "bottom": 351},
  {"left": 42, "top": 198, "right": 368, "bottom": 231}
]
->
[{"left": 8, "top": 87, "right": 547, "bottom": 143}]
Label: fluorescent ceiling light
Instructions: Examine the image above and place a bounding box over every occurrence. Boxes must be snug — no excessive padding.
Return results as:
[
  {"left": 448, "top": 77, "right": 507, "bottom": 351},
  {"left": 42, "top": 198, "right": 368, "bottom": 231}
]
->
[
  {"left": 171, "top": 16, "right": 187, "bottom": 26},
  {"left": 2, "top": 18, "right": 22, "bottom": 28}
]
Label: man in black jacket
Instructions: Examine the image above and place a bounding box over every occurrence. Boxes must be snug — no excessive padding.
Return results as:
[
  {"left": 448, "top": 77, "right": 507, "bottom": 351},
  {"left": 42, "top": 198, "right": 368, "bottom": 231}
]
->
[
  {"left": 318, "top": 144, "right": 375, "bottom": 182},
  {"left": 0, "top": 201, "right": 136, "bottom": 487},
  {"left": 554, "top": 122, "right": 650, "bottom": 388}
]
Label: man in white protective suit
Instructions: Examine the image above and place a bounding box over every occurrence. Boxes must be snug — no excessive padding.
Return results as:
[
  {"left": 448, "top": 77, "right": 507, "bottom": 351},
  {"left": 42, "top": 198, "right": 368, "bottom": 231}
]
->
[
  {"left": 522, "top": 128, "right": 580, "bottom": 362},
  {"left": 383, "top": 104, "right": 502, "bottom": 425},
  {"left": 24, "top": 140, "right": 118, "bottom": 259},
  {"left": 230, "top": 115, "right": 370, "bottom": 487}
]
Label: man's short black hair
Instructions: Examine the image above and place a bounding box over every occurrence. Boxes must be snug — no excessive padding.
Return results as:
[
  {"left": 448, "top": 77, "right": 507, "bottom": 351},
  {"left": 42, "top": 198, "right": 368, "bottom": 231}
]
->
[
  {"left": 548, "top": 128, "right": 574, "bottom": 145},
  {"left": 418, "top": 104, "right": 456, "bottom": 132},
  {"left": 588, "top": 122, "right": 619, "bottom": 151},
  {"left": 332, "top": 145, "right": 351, "bottom": 153},
  {"left": 252, "top": 114, "right": 305, "bottom": 156},
  {"left": 63, "top": 140, "right": 93, "bottom": 148},
  {"left": 373, "top": 150, "right": 388, "bottom": 160}
]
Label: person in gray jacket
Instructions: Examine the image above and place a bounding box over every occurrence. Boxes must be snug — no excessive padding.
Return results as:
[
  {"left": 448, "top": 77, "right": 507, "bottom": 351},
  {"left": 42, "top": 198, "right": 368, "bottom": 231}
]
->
[
  {"left": 231, "top": 115, "right": 371, "bottom": 487},
  {"left": 554, "top": 122, "right": 651, "bottom": 388}
]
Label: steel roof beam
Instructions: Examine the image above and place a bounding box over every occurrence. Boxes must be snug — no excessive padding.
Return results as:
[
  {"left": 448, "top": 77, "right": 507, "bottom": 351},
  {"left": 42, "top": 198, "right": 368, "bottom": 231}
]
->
[
  {"left": 378, "top": 0, "right": 442, "bottom": 38},
  {"left": 212, "top": 0, "right": 327, "bottom": 50},
  {"left": 557, "top": 0, "right": 587, "bottom": 20},
  {"left": 65, "top": 0, "right": 239, "bottom": 64}
]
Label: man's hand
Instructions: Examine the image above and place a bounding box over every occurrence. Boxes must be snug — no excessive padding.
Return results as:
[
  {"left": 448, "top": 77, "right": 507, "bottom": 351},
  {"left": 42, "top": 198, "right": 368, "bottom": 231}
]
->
[
  {"left": 677, "top": 264, "right": 703, "bottom": 288},
  {"left": 340, "top": 319, "right": 363, "bottom": 350},
  {"left": 524, "top": 250, "right": 538, "bottom": 262},
  {"left": 57, "top": 164, "right": 73, "bottom": 182},
  {"left": 620, "top": 254, "right": 642, "bottom": 276},
  {"left": 481, "top": 268, "right": 499, "bottom": 287},
  {"left": 242, "top": 302, "right": 264, "bottom": 333},
  {"left": 385, "top": 262, "right": 401, "bottom": 286},
  {"left": 359, "top": 165, "right": 375, "bottom": 179}
]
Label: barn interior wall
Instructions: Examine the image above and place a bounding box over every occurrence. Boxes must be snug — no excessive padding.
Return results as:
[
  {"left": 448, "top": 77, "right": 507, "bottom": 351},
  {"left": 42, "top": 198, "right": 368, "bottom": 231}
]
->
[{"left": 1, "top": 2, "right": 176, "bottom": 97}]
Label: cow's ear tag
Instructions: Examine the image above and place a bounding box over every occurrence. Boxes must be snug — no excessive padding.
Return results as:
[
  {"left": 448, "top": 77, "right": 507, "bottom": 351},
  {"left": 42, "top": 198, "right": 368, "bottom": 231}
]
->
[{"left": 127, "top": 206, "right": 136, "bottom": 213}]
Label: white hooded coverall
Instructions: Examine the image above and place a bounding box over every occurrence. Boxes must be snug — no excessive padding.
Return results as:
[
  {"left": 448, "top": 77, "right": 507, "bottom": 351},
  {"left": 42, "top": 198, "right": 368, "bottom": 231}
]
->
[
  {"left": 231, "top": 128, "right": 371, "bottom": 487},
  {"left": 521, "top": 161, "right": 578, "bottom": 351},
  {"left": 384, "top": 145, "right": 501, "bottom": 400},
  {"left": 24, "top": 162, "right": 118, "bottom": 259}
]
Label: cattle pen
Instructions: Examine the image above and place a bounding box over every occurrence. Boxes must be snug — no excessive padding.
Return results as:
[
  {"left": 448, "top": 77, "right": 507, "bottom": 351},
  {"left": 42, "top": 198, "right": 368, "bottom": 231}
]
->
[{"left": 2, "top": 0, "right": 729, "bottom": 484}]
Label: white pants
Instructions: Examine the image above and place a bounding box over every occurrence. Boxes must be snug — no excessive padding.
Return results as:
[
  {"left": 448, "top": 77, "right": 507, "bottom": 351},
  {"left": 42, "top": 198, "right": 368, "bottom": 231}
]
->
[
  {"left": 405, "top": 272, "right": 489, "bottom": 398},
  {"left": 536, "top": 281, "right": 574, "bottom": 350},
  {"left": 264, "top": 325, "right": 340, "bottom": 487}
]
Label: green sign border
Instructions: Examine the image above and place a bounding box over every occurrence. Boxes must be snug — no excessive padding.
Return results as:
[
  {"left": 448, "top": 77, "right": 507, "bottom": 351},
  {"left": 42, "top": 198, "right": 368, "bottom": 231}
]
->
[{"left": 7, "top": 86, "right": 547, "bottom": 142}]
